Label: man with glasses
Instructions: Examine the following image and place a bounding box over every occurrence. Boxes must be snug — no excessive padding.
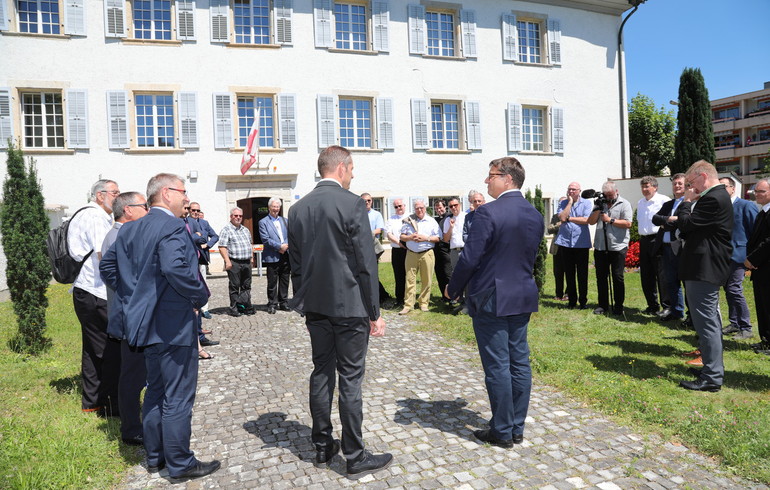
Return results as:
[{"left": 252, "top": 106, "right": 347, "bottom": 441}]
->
[
  {"left": 399, "top": 199, "right": 441, "bottom": 314},
  {"left": 555, "top": 182, "right": 592, "bottom": 309},
  {"left": 745, "top": 179, "right": 770, "bottom": 356},
  {"left": 462, "top": 191, "right": 486, "bottom": 242},
  {"left": 69, "top": 179, "right": 122, "bottom": 417},
  {"left": 258, "top": 197, "right": 291, "bottom": 315},
  {"left": 361, "top": 193, "right": 394, "bottom": 307},
  {"left": 188, "top": 202, "right": 219, "bottom": 317},
  {"left": 386, "top": 198, "right": 408, "bottom": 307},
  {"left": 219, "top": 207, "right": 255, "bottom": 317},
  {"left": 101, "top": 192, "right": 148, "bottom": 447}
]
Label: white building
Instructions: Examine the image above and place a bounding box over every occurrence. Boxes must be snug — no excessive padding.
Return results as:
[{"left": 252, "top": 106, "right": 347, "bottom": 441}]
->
[{"left": 0, "top": 0, "right": 635, "bottom": 245}]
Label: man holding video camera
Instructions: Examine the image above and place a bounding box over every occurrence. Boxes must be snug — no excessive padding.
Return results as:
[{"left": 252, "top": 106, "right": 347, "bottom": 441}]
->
[{"left": 586, "top": 181, "right": 633, "bottom": 315}]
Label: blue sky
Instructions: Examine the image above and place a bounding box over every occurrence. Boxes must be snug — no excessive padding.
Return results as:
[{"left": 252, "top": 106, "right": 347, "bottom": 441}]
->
[{"left": 624, "top": 0, "right": 770, "bottom": 112}]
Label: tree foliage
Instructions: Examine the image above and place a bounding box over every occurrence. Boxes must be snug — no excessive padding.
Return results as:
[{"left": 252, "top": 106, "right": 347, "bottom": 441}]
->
[
  {"left": 673, "top": 67, "right": 716, "bottom": 175},
  {"left": 1, "top": 141, "right": 51, "bottom": 354},
  {"left": 525, "top": 186, "right": 547, "bottom": 296},
  {"left": 628, "top": 93, "right": 676, "bottom": 177}
]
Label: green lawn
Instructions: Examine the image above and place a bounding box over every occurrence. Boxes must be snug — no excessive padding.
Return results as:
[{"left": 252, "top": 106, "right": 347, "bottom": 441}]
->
[{"left": 379, "top": 257, "right": 770, "bottom": 484}]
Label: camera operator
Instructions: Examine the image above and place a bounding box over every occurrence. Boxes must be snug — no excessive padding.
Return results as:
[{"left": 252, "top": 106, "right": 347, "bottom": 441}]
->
[{"left": 586, "top": 181, "right": 633, "bottom": 315}]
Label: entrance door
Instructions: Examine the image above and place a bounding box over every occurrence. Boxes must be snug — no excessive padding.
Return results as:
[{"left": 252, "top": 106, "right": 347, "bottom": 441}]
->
[{"left": 236, "top": 197, "right": 271, "bottom": 245}]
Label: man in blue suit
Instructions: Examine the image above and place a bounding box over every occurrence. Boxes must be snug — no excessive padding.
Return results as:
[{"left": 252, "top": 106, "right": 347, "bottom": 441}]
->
[
  {"left": 719, "top": 177, "right": 757, "bottom": 339},
  {"left": 100, "top": 173, "right": 220, "bottom": 482},
  {"left": 189, "top": 202, "right": 219, "bottom": 319},
  {"left": 446, "top": 157, "right": 544, "bottom": 448},
  {"left": 258, "top": 197, "right": 290, "bottom": 314}
]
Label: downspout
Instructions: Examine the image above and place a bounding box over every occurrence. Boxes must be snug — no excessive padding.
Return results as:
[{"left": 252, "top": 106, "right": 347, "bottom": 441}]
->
[{"left": 617, "top": 2, "right": 643, "bottom": 179}]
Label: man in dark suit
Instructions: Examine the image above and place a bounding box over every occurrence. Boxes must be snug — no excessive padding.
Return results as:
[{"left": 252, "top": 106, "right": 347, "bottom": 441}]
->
[
  {"left": 445, "top": 157, "right": 544, "bottom": 447},
  {"left": 258, "top": 196, "right": 290, "bottom": 314},
  {"left": 745, "top": 178, "right": 770, "bottom": 355},
  {"left": 719, "top": 177, "right": 758, "bottom": 339},
  {"left": 652, "top": 173, "right": 686, "bottom": 322},
  {"left": 672, "top": 161, "right": 733, "bottom": 392},
  {"left": 100, "top": 173, "right": 220, "bottom": 482},
  {"left": 189, "top": 202, "right": 219, "bottom": 318},
  {"left": 287, "top": 146, "right": 392, "bottom": 479}
]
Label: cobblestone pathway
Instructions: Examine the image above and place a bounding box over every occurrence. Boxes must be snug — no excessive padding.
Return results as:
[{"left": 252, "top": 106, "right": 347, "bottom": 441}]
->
[{"left": 122, "top": 276, "right": 765, "bottom": 489}]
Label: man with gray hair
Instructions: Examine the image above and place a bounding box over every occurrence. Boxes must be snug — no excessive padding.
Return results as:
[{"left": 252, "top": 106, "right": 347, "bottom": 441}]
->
[
  {"left": 637, "top": 176, "right": 671, "bottom": 315},
  {"left": 69, "top": 178, "right": 121, "bottom": 416},
  {"left": 219, "top": 207, "right": 255, "bottom": 317},
  {"left": 399, "top": 199, "right": 441, "bottom": 314},
  {"left": 258, "top": 197, "right": 290, "bottom": 314},
  {"left": 586, "top": 181, "right": 633, "bottom": 315}
]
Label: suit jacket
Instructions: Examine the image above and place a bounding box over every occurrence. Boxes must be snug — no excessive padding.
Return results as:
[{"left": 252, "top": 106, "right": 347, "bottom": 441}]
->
[
  {"left": 651, "top": 198, "right": 681, "bottom": 255},
  {"left": 100, "top": 207, "right": 210, "bottom": 347},
  {"left": 287, "top": 180, "right": 380, "bottom": 321},
  {"left": 447, "top": 190, "right": 544, "bottom": 317},
  {"left": 730, "top": 198, "right": 758, "bottom": 264},
  {"left": 193, "top": 218, "right": 219, "bottom": 264},
  {"left": 675, "top": 184, "right": 733, "bottom": 286},
  {"left": 258, "top": 214, "right": 289, "bottom": 263},
  {"left": 746, "top": 207, "right": 770, "bottom": 283}
]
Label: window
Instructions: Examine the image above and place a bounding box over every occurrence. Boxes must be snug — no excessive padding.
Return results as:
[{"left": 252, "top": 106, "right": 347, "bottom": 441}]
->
[
  {"left": 314, "top": 0, "right": 388, "bottom": 52},
  {"left": 0, "top": 0, "right": 85, "bottom": 35},
  {"left": 18, "top": 0, "right": 60, "bottom": 33},
  {"left": 502, "top": 14, "right": 561, "bottom": 65},
  {"left": 0, "top": 88, "right": 89, "bottom": 150},
  {"left": 711, "top": 106, "right": 740, "bottom": 121},
  {"left": 107, "top": 90, "right": 198, "bottom": 150},
  {"left": 104, "top": 0, "right": 196, "bottom": 40},
  {"left": 507, "top": 103, "right": 563, "bottom": 154},
  {"left": 212, "top": 92, "right": 296, "bottom": 149},
  {"left": 410, "top": 98, "right": 480, "bottom": 151},
  {"left": 211, "top": 0, "right": 292, "bottom": 45},
  {"left": 237, "top": 95, "right": 276, "bottom": 148},
  {"left": 408, "top": 4, "right": 475, "bottom": 58},
  {"left": 317, "top": 95, "right": 393, "bottom": 149}
]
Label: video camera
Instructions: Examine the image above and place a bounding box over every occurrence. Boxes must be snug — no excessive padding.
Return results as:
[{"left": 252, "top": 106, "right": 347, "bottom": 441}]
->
[{"left": 581, "top": 189, "right": 613, "bottom": 208}]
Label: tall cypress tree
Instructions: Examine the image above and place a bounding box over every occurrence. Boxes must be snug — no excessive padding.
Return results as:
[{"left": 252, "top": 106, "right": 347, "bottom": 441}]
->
[
  {"left": 1, "top": 141, "right": 51, "bottom": 354},
  {"left": 525, "top": 186, "right": 547, "bottom": 295},
  {"left": 672, "top": 67, "right": 716, "bottom": 174}
]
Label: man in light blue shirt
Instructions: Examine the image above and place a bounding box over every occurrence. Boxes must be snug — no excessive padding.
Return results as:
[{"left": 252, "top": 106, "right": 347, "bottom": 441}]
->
[{"left": 555, "top": 182, "right": 592, "bottom": 309}]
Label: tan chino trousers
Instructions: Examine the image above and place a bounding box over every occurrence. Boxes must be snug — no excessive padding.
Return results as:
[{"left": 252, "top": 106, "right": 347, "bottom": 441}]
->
[{"left": 404, "top": 249, "right": 435, "bottom": 309}]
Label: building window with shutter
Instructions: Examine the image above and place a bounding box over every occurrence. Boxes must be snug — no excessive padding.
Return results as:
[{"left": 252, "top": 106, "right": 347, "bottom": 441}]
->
[
  {"left": 521, "top": 106, "right": 543, "bottom": 152},
  {"left": 334, "top": 2, "right": 366, "bottom": 51},
  {"left": 407, "top": 4, "right": 475, "bottom": 59},
  {"left": 22, "top": 92, "right": 64, "bottom": 148},
  {"left": 410, "top": 98, "right": 480, "bottom": 152},
  {"left": 18, "top": 0, "right": 61, "bottom": 34},
  {"left": 133, "top": 0, "right": 172, "bottom": 40},
  {"left": 102, "top": 0, "right": 197, "bottom": 42},
  {"left": 430, "top": 102, "right": 459, "bottom": 149},
  {"left": 517, "top": 20, "right": 540, "bottom": 63},
  {"left": 501, "top": 13, "right": 561, "bottom": 66},
  {"left": 237, "top": 95, "right": 276, "bottom": 148},
  {"left": 234, "top": 0, "right": 271, "bottom": 44},
  {"left": 5, "top": 88, "right": 89, "bottom": 151},
  {"left": 339, "top": 98, "right": 371, "bottom": 148},
  {"left": 210, "top": 0, "right": 292, "bottom": 46},
  {"left": 425, "top": 10, "right": 453, "bottom": 57},
  {"left": 316, "top": 95, "right": 393, "bottom": 150},
  {"left": 507, "top": 103, "right": 564, "bottom": 154},
  {"left": 135, "top": 94, "right": 175, "bottom": 147},
  {"left": 314, "top": 0, "right": 388, "bottom": 53}
]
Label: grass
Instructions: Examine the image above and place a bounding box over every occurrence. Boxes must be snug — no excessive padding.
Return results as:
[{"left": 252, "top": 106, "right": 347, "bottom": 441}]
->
[
  {"left": 379, "top": 258, "right": 770, "bottom": 484},
  {"left": 0, "top": 284, "right": 141, "bottom": 489}
]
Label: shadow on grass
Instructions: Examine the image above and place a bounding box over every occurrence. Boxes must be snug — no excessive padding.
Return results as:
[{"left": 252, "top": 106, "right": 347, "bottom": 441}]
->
[
  {"left": 243, "top": 412, "right": 314, "bottom": 462},
  {"left": 49, "top": 374, "right": 81, "bottom": 395},
  {"left": 599, "top": 340, "right": 696, "bottom": 357},
  {"left": 586, "top": 354, "right": 668, "bottom": 379},
  {"left": 394, "top": 398, "right": 487, "bottom": 441}
]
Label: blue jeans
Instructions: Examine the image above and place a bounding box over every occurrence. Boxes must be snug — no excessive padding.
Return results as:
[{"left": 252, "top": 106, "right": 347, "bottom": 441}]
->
[{"left": 472, "top": 309, "right": 532, "bottom": 440}]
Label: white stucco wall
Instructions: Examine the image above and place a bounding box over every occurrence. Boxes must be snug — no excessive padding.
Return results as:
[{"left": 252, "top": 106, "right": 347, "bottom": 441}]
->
[{"left": 0, "top": 0, "right": 630, "bottom": 237}]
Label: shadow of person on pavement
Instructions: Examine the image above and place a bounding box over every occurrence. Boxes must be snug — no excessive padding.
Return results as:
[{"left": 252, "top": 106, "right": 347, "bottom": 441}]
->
[
  {"left": 393, "top": 397, "right": 488, "bottom": 442},
  {"left": 243, "top": 412, "right": 315, "bottom": 461}
]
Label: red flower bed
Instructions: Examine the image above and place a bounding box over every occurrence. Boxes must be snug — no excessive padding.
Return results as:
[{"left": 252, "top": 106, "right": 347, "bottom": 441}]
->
[{"left": 625, "top": 240, "right": 640, "bottom": 268}]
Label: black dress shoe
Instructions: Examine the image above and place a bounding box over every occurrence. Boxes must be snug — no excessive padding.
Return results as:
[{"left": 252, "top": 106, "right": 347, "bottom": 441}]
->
[
  {"left": 200, "top": 338, "right": 220, "bottom": 347},
  {"left": 643, "top": 305, "right": 659, "bottom": 314},
  {"left": 347, "top": 451, "right": 393, "bottom": 479},
  {"left": 578, "top": 304, "right": 588, "bottom": 310},
  {"left": 473, "top": 429, "right": 514, "bottom": 448},
  {"left": 592, "top": 307, "right": 606, "bottom": 315},
  {"left": 147, "top": 461, "right": 165, "bottom": 473},
  {"left": 722, "top": 324, "right": 740, "bottom": 335},
  {"left": 679, "top": 378, "right": 721, "bottom": 392},
  {"left": 122, "top": 435, "right": 143, "bottom": 446},
  {"left": 512, "top": 433, "right": 524, "bottom": 444},
  {"left": 660, "top": 312, "right": 683, "bottom": 321},
  {"left": 316, "top": 439, "right": 340, "bottom": 465},
  {"left": 170, "top": 460, "right": 221, "bottom": 482},
  {"left": 279, "top": 304, "right": 291, "bottom": 311},
  {"left": 228, "top": 310, "right": 242, "bottom": 317},
  {"left": 267, "top": 306, "right": 277, "bottom": 314}
]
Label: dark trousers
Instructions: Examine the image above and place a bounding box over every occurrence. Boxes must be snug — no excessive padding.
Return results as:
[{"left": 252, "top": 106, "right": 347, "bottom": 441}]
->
[
  {"left": 752, "top": 278, "right": 770, "bottom": 345},
  {"left": 472, "top": 310, "right": 532, "bottom": 439},
  {"left": 391, "top": 247, "right": 407, "bottom": 304},
  {"left": 73, "top": 288, "right": 121, "bottom": 412},
  {"left": 594, "top": 249, "right": 627, "bottom": 311},
  {"left": 660, "top": 244, "right": 685, "bottom": 317},
  {"left": 685, "top": 280, "right": 724, "bottom": 386},
  {"left": 723, "top": 261, "right": 752, "bottom": 331},
  {"left": 265, "top": 255, "right": 291, "bottom": 307},
  {"left": 553, "top": 247, "right": 565, "bottom": 298},
  {"left": 306, "top": 313, "right": 369, "bottom": 461},
  {"left": 119, "top": 340, "right": 147, "bottom": 439},
  {"left": 227, "top": 258, "right": 253, "bottom": 312},
  {"left": 434, "top": 242, "right": 452, "bottom": 294},
  {"left": 639, "top": 235, "right": 668, "bottom": 310},
  {"left": 561, "top": 247, "right": 589, "bottom": 307},
  {"left": 143, "top": 342, "right": 198, "bottom": 477}
]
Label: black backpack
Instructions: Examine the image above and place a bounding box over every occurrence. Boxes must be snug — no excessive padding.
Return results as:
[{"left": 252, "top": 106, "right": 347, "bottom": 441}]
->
[{"left": 46, "top": 206, "right": 94, "bottom": 284}]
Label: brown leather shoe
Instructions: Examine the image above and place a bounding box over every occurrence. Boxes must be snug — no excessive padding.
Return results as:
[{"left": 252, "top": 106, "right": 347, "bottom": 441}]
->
[
  {"left": 398, "top": 307, "right": 412, "bottom": 315},
  {"left": 685, "top": 356, "right": 703, "bottom": 367},
  {"left": 681, "top": 349, "right": 701, "bottom": 357}
]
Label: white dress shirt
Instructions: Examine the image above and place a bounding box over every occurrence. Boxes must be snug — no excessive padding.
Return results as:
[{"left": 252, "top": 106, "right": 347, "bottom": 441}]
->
[
  {"left": 68, "top": 202, "right": 114, "bottom": 299},
  {"left": 637, "top": 193, "right": 670, "bottom": 236}
]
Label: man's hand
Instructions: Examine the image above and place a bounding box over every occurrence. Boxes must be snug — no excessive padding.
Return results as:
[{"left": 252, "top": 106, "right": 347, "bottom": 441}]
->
[
  {"left": 600, "top": 213, "right": 610, "bottom": 223},
  {"left": 201, "top": 244, "right": 208, "bottom": 249},
  {"left": 667, "top": 216, "right": 678, "bottom": 223},
  {"left": 224, "top": 261, "right": 232, "bottom": 271},
  {"left": 745, "top": 259, "right": 757, "bottom": 270},
  {"left": 443, "top": 285, "right": 459, "bottom": 301},
  {"left": 370, "top": 317, "right": 386, "bottom": 337},
  {"left": 279, "top": 243, "right": 289, "bottom": 253},
  {"left": 684, "top": 188, "right": 699, "bottom": 202}
]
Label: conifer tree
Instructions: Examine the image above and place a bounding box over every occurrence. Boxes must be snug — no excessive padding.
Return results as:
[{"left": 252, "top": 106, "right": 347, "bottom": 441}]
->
[
  {"left": 1, "top": 141, "right": 51, "bottom": 354},
  {"left": 525, "top": 186, "right": 547, "bottom": 295},
  {"left": 673, "top": 67, "right": 716, "bottom": 174}
]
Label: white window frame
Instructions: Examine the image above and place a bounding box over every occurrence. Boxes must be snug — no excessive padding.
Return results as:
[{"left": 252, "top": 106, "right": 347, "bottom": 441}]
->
[
  {"left": 501, "top": 13, "right": 561, "bottom": 66},
  {"left": 507, "top": 102, "right": 564, "bottom": 154},
  {"left": 236, "top": 93, "right": 279, "bottom": 149},
  {"left": 213, "top": 92, "right": 297, "bottom": 149},
  {"left": 210, "top": 0, "right": 293, "bottom": 45},
  {"left": 103, "top": 0, "right": 196, "bottom": 40},
  {"left": 0, "top": 0, "right": 86, "bottom": 35},
  {"left": 21, "top": 91, "right": 65, "bottom": 149},
  {"left": 314, "top": 0, "right": 388, "bottom": 52},
  {"left": 410, "top": 98, "right": 479, "bottom": 151},
  {"left": 7, "top": 88, "right": 89, "bottom": 150},
  {"left": 407, "top": 4, "right": 475, "bottom": 59},
  {"left": 316, "top": 94, "right": 394, "bottom": 150}
]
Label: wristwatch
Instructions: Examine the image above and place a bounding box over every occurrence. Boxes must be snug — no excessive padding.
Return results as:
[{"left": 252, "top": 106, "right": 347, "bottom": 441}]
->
[{"left": 610, "top": 218, "right": 616, "bottom": 225}]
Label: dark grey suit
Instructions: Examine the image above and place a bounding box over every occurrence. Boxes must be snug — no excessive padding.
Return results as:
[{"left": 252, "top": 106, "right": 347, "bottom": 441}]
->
[{"left": 288, "top": 180, "right": 380, "bottom": 461}]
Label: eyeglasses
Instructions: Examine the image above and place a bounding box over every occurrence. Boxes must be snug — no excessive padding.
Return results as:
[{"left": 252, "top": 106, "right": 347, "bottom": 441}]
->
[
  {"left": 100, "top": 189, "right": 120, "bottom": 196},
  {"left": 184, "top": 206, "right": 190, "bottom": 210},
  {"left": 394, "top": 204, "right": 404, "bottom": 208},
  {"left": 167, "top": 187, "right": 188, "bottom": 196},
  {"left": 449, "top": 204, "right": 460, "bottom": 208},
  {"left": 487, "top": 173, "right": 506, "bottom": 179},
  {"left": 414, "top": 206, "right": 426, "bottom": 210},
  {"left": 190, "top": 208, "right": 201, "bottom": 212},
  {"left": 363, "top": 199, "right": 372, "bottom": 203},
  {"left": 127, "top": 203, "right": 149, "bottom": 210},
  {"left": 231, "top": 214, "right": 243, "bottom": 218}
]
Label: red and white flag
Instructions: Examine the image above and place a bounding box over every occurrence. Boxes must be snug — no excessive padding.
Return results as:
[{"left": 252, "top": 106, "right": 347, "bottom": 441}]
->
[{"left": 240, "top": 107, "right": 261, "bottom": 175}]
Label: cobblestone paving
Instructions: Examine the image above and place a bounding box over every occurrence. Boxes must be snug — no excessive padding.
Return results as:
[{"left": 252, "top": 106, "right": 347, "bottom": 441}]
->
[{"left": 122, "top": 276, "right": 765, "bottom": 489}]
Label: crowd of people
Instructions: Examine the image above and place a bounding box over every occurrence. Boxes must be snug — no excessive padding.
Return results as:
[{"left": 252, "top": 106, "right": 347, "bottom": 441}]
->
[{"left": 62, "top": 151, "right": 770, "bottom": 483}]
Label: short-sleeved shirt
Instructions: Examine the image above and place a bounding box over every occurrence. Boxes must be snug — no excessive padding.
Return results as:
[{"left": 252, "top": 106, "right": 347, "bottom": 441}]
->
[
  {"left": 68, "top": 202, "right": 114, "bottom": 299},
  {"left": 443, "top": 211, "right": 467, "bottom": 249},
  {"left": 637, "top": 193, "right": 670, "bottom": 236},
  {"left": 593, "top": 196, "right": 633, "bottom": 251},
  {"left": 401, "top": 216, "right": 440, "bottom": 253},
  {"left": 367, "top": 209, "right": 385, "bottom": 237},
  {"left": 218, "top": 223, "right": 253, "bottom": 260},
  {"left": 554, "top": 198, "right": 592, "bottom": 249},
  {"left": 387, "top": 213, "right": 406, "bottom": 246}
]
